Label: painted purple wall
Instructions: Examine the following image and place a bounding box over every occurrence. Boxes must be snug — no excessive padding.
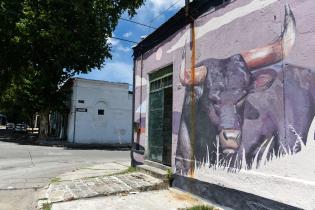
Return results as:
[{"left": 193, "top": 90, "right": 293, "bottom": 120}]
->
[{"left": 133, "top": 0, "right": 315, "bottom": 208}]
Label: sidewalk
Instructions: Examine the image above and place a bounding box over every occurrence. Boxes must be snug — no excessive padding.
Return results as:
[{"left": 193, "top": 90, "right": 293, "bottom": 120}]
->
[
  {"left": 36, "top": 161, "right": 224, "bottom": 210},
  {"left": 50, "top": 188, "right": 215, "bottom": 210}
]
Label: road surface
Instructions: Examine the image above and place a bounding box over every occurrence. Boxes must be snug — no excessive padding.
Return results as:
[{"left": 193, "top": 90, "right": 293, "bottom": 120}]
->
[{"left": 0, "top": 140, "right": 130, "bottom": 210}]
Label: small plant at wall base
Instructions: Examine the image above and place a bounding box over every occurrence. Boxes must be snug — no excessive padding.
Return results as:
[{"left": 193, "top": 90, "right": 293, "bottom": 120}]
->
[
  {"left": 167, "top": 168, "right": 174, "bottom": 186},
  {"left": 127, "top": 166, "right": 138, "bottom": 173},
  {"left": 42, "top": 202, "right": 52, "bottom": 210},
  {"left": 179, "top": 205, "right": 219, "bottom": 210}
]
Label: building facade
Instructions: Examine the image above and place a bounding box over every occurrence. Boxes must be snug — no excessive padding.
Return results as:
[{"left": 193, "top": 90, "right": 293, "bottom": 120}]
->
[
  {"left": 132, "top": 0, "right": 315, "bottom": 209},
  {"left": 66, "top": 78, "right": 132, "bottom": 145}
]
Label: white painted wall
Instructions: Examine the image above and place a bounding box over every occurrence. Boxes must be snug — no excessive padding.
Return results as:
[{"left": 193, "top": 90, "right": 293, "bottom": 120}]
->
[{"left": 67, "top": 78, "right": 132, "bottom": 144}]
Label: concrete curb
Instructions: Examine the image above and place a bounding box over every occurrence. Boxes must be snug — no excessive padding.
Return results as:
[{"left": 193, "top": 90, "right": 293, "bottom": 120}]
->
[{"left": 38, "top": 140, "right": 131, "bottom": 150}]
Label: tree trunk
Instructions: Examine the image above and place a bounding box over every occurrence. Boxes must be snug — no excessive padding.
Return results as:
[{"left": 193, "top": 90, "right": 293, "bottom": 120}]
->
[{"left": 39, "top": 109, "right": 49, "bottom": 140}]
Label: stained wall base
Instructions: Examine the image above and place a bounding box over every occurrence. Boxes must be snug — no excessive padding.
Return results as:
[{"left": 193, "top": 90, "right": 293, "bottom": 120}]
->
[{"left": 172, "top": 175, "right": 301, "bottom": 210}]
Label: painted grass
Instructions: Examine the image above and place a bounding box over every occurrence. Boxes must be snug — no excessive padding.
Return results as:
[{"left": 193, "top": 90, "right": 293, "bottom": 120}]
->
[
  {"left": 187, "top": 116, "right": 315, "bottom": 175},
  {"left": 179, "top": 117, "right": 315, "bottom": 209}
]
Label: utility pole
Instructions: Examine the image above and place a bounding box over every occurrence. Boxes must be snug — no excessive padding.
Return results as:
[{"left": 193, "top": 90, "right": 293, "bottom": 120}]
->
[
  {"left": 185, "top": 0, "right": 197, "bottom": 177},
  {"left": 185, "top": 0, "right": 189, "bottom": 17}
]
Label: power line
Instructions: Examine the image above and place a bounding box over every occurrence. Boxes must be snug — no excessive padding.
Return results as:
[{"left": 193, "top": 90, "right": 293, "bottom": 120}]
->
[
  {"left": 149, "top": 0, "right": 184, "bottom": 26},
  {"left": 112, "top": 0, "right": 184, "bottom": 46},
  {"left": 119, "top": 18, "right": 157, "bottom": 29},
  {"left": 111, "top": 36, "right": 138, "bottom": 44}
]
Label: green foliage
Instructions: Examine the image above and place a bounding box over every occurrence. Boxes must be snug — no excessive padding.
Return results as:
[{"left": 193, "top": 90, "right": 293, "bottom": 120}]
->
[
  {"left": 166, "top": 168, "right": 174, "bottom": 185},
  {"left": 50, "top": 177, "right": 61, "bottom": 184},
  {"left": 127, "top": 166, "right": 138, "bottom": 173},
  {"left": 42, "top": 202, "right": 52, "bottom": 210},
  {"left": 0, "top": 0, "right": 144, "bottom": 127}
]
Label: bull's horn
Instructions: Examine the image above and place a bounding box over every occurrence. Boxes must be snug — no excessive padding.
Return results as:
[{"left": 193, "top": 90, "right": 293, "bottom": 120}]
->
[
  {"left": 241, "top": 4, "right": 296, "bottom": 70},
  {"left": 179, "top": 65, "right": 207, "bottom": 86}
]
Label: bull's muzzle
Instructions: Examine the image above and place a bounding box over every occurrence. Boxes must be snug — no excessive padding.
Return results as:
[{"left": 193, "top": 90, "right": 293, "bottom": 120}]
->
[{"left": 219, "top": 129, "right": 241, "bottom": 154}]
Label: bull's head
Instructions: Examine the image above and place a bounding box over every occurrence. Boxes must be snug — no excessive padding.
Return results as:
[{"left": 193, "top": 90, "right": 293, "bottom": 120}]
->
[{"left": 179, "top": 5, "right": 296, "bottom": 154}]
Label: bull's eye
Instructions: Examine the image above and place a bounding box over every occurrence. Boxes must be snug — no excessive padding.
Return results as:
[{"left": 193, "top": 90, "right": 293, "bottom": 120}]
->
[
  {"left": 235, "top": 94, "right": 247, "bottom": 108},
  {"left": 210, "top": 98, "right": 221, "bottom": 107}
]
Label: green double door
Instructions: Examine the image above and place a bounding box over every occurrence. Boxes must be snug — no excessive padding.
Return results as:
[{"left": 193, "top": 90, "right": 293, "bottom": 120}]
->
[{"left": 148, "top": 67, "right": 173, "bottom": 166}]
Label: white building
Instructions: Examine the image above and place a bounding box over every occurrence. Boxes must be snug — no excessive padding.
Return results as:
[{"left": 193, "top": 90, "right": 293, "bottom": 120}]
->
[{"left": 66, "top": 78, "right": 132, "bottom": 145}]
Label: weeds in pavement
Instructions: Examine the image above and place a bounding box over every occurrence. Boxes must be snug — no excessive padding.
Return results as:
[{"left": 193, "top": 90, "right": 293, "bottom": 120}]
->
[
  {"left": 126, "top": 166, "right": 137, "bottom": 173},
  {"left": 107, "top": 166, "right": 138, "bottom": 176},
  {"left": 50, "top": 177, "right": 61, "bottom": 184}
]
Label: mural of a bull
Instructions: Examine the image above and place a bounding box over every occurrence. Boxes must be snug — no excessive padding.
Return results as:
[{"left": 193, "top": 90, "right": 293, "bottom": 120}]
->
[{"left": 175, "top": 5, "right": 315, "bottom": 174}]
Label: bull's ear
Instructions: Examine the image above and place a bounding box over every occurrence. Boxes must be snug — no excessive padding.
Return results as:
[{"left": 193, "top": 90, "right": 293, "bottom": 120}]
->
[
  {"left": 244, "top": 101, "right": 259, "bottom": 120},
  {"left": 250, "top": 69, "right": 277, "bottom": 92}
]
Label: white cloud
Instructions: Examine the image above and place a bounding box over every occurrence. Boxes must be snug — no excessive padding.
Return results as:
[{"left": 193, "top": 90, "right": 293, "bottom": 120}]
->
[
  {"left": 108, "top": 33, "right": 120, "bottom": 46},
  {"left": 123, "top": 32, "right": 133, "bottom": 38},
  {"left": 147, "top": 0, "right": 185, "bottom": 15},
  {"left": 80, "top": 61, "right": 133, "bottom": 84},
  {"left": 108, "top": 32, "right": 131, "bottom": 53},
  {"left": 108, "top": 38, "right": 119, "bottom": 46},
  {"left": 116, "top": 45, "right": 131, "bottom": 52},
  {"left": 132, "top": 0, "right": 185, "bottom": 27}
]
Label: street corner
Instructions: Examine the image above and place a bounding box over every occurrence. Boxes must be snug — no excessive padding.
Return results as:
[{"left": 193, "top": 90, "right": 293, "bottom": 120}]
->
[{"left": 36, "top": 164, "right": 168, "bottom": 209}]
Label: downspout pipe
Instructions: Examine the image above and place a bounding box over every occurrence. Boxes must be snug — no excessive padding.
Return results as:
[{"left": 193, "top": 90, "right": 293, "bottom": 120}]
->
[
  {"left": 72, "top": 79, "right": 78, "bottom": 143},
  {"left": 186, "top": 0, "right": 197, "bottom": 177},
  {"left": 131, "top": 56, "right": 136, "bottom": 167}
]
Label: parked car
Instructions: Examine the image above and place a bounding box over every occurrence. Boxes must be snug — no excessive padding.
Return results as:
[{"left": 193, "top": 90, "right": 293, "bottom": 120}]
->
[
  {"left": 15, "top": 123, "right": 27, "bottom": 132},
  {"left": 6, "top": 123, "right": 15, "bottom": 130}
]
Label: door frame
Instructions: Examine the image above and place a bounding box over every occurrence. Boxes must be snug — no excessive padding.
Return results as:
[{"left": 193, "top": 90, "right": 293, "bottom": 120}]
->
[{"left": 146, "top": 64, "right": 173, "bottom": 166}]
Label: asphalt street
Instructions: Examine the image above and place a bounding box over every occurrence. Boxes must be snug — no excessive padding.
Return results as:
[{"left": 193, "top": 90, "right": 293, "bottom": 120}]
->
[{"left": 0, "top": 140, "right": 130, "bottom": 210}]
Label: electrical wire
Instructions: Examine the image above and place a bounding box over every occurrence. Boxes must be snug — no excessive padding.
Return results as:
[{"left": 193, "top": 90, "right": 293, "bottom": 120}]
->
[
  {"left": 113, "top": 0, "right": 184, "bottom": 45},
  {"left": 149, "top": 0, "right": 184, "bottom": 27},
  {"left": 111, "top": 36, "right": 138, "bottom": 44},
  {"left": 119, "top": 18, "right": 157, "bottom": 29}
]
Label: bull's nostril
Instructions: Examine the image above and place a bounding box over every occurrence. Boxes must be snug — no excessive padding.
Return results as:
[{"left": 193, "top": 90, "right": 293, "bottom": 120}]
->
[{"left": 223, "top": 131, "right": 228, "bottom": 140}]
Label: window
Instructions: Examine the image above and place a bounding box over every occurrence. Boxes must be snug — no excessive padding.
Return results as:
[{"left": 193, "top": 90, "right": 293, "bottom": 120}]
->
[
  {"left": 78, "top": 100, "right": 84, "bottom": 104},
  {"left": 98, "top": 109, "right": 104, "bottom": 115}
]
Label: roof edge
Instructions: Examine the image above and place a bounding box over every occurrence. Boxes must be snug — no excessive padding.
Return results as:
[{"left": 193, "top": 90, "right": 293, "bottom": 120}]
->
[{"left": 133, "top": 0, "right": 228, "bottom": 58}]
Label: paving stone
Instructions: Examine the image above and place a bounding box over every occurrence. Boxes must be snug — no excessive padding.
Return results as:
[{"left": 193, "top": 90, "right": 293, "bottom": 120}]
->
[
  {"left": 116, "top": 172, "right": 163, "bottom": 191},
  {"left": 42, "top": 171, "right": 165, "bottom": 206},
  {"left": 94, "top": 176, "right": 132, "bottom": 194}
]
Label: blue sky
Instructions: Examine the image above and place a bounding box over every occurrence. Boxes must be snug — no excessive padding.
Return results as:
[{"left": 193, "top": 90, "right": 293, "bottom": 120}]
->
[{"left": 79, "top": 0, "right": 186, "bottom": 87}]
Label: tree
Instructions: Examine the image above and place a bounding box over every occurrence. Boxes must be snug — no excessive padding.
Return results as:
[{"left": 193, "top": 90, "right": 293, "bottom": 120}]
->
[
  {"left": 0, "top": 73, "right": 39, "bottom": 124},
  {"left": 0, "top": 0, "right": 144, "bottom": 139}
]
